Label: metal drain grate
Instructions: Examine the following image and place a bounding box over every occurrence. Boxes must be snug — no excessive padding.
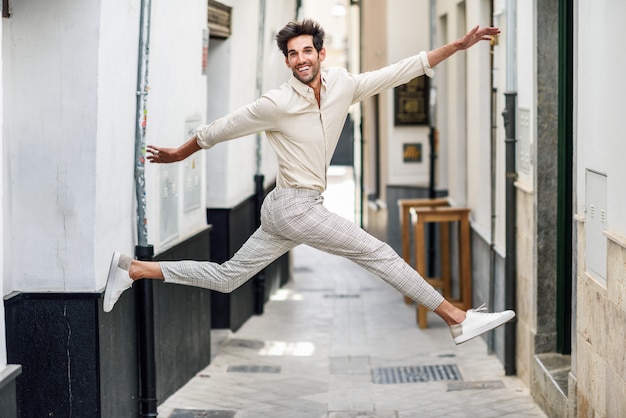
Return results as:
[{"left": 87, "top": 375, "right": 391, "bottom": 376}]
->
[
  {"left": 447, "top": 380, "right": 505, "bottom": 391},
  {"left": 295, "top": 287, "right": 336, "bottom": 292},
  {"left": 169, "top": 409, "right": 236, "bottom": 418},
  {"left": 324, "top": 293, "right": 361, "bottom": 299},
  {"left": 327, "top": 412, "right": 398, "bottom": 418},
  {"left": 372, "top": 364, "right": 462, "bottom": 384},
  {"left": 227, "top": 364, "right": 281, "bottom": 374},
  {"left": 223, "top": 338, "right": 265, "bottom": 349}
]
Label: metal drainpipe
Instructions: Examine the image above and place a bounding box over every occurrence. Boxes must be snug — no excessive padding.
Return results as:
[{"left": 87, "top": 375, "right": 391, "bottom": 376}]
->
[
  {"left": 502, "top": 92, "right": 517, "bottom": 376},
  {"left": 487, "top": 0, "right": 498, "bottom": 355},
  {"left": 502, "top": 0, "right": 518, "bottom": 377},
  {"left": 133, "top": 0, "right": 157, "bottom": 415},
  {"left": 253, "top": 0, "right": 267, "bottom": 315},
  {"left": 427, "top": 0, "right": 437, "bottom": 276},
  {"left": 427, "top": 0, "right": 437, "bottom": 198},
  {"left": 488, "top": 105, "right": 497, "bottom": 354}
]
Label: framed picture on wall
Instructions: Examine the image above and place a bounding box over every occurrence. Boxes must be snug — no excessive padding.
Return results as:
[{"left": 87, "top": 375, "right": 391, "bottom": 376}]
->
[{"left": 394, "top": 76, "right": 429, "bottom": 125}]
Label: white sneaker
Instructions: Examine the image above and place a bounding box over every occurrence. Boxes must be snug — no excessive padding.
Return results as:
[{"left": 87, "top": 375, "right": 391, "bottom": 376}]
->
[
  {"left": 103, "top": 252, "right": 134, "bottom": 312},
  {"left": 450, "top": 304, "right": 516, "bottom": 345}
]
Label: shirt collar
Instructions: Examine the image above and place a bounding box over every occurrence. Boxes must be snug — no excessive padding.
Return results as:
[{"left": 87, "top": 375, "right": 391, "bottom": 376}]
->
[
  {"left": 288, "top": 74, "right": 310, "bottom": 97},
  {"left": 288, "top": 69, "right": 328, "bottom": 99}
]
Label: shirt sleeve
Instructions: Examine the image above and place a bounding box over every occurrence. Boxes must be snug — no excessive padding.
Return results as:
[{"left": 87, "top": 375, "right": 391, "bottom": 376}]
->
[
  {"left": 351, "top": 52, "right": 434, "bottom": 104},
  {"left": 195, "top": 95, "right": 278, "bottom": 149}
]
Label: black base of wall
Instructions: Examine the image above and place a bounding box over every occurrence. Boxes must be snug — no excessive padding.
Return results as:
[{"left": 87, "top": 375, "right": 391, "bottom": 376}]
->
[
  {"left": 4, "top": 186, "right": 294, "bottom": 416},
  {"left": 207, "top": 186, "right": 290, "bottom": 331},
  {"left": 5, "top": 292, "right": 129, "bottom": 417},
  {"left": 154, "top": 227, "right": 213, "bottom": 402},
  {"left": 4, "top": 227, "right": 214, "bottom": 418}
]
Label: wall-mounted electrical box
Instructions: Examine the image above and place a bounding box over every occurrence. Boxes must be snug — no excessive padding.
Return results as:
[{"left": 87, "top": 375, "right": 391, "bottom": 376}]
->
[
  {"left": 585, "top": 169, "right": 607, "bottom": 283},
  {"left": 160, "top": 167, "right": 179, "bottom": 246}
]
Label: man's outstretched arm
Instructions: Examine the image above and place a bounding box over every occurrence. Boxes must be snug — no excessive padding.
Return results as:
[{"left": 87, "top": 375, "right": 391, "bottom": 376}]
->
[
  {"left": 427, "top": 25, "right": 500, "bottom": 68},
  {"left": 146, "top": 136, "right": 202, "bottom": 164}
]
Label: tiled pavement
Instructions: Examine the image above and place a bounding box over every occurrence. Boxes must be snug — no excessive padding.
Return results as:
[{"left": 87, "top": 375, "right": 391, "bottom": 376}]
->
[
  {"left": 157, "top": 243, "right": 546, "bottom": 418},
  {"left": 157, "top": 169, "right": 547, "bottom": 418}
]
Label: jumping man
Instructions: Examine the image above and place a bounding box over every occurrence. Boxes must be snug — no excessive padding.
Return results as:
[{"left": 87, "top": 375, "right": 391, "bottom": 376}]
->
[{"left": 104, "top": 19, "right": 514, "bottom": 345}]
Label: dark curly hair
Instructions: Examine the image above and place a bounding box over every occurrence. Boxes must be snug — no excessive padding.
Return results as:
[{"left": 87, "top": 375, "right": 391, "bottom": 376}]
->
[{"left": 275, "top": 19, "right": 325, "bottom": 57}]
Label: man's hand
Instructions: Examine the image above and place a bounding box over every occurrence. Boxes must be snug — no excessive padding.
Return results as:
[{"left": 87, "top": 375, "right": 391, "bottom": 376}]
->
[
  {"left": 427, "top": 25, "right": 500, "bottom": 68},
  {"left": 146, "top": 136, "right": 203, "bottom": 164},
  {"left": 455, "top": 25, "right": 500, "bottom": 51},
  {"left": 146, "top": 145, "right": 180, "bottom": 164}
]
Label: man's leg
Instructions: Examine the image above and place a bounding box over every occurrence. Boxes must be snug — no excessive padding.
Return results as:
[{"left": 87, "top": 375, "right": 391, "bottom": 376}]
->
[
  {"left": 159, "top": 226, "right": 295, "bottom": 292},
  {"left": 104, "top": 226, "right": 295, "bottom": 312},
  {"left": 278, "top": 199, "right": 514, "bottom": 344},
  {"left": 288, "top": 201, "right": 444, "bottom": 310},
  {"left": 265, "top": 190, "right": 444, "bottom": 309}
]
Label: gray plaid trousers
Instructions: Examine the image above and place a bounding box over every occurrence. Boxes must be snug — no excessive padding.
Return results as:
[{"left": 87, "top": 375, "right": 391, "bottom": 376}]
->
[{"left": 161, "top": 188, "right": 444, "bottom": 311}]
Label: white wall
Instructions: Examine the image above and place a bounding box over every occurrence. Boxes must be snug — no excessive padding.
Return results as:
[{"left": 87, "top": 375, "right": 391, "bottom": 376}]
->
[
  {"left": 434, "top": 0, "right": 509, "bottom": 252},
  {"left": 204, "top": 0, "right": 295, "bottom": 208},
  {"left": 0, "top": 7, "right": 7, "bottom": 368},
  {"left": 3, "top": 0, "right": 101, "bottom": 292},
  {"left": 477, "top": 0, "right": 508, "bottom": 253},
  {"left": 464, "top": 0, "right": 495, "bottom": 242},
  {"left": 144, "top": 0, "right": 208, "bottom": 252},
  {"left": 96, "top": 0, "right": 210, "bottom": 280},
  {"left": 95, "top": 0, "right": 141, "bottom": 284},
  {"left": 385, "top": 0, "right": 432, "bottom": 187},
  {"left": 515, "top": 0, "right": 535, "bottom": 189},
  {"left": 576, "top": 0, "right": 626, "bottom": 236},
  {"left": 221, "top": 0, "right": 262, "bottom": 206},
  {"left": 437, "top": 0, "right": 468, "bottom": 207},
  {"left": 3, "top": 0, "right": 211, "bottom": 292}
]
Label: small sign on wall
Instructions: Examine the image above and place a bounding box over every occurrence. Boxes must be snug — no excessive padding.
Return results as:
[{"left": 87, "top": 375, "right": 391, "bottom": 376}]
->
[
  {"left": 202, "top": 29, "right": 209, "bottom": 75},
  {"left": 159, "top": 167, "right": 179, "bottom": 246},
  {"left": 403, "top": 143, "right": 423, "bottom": 163}
]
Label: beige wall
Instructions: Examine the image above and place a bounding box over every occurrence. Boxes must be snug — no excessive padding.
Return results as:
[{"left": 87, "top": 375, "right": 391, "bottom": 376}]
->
[
  {"left": 576, "top": 224, "right": 626, "bottom": 417},
  {"left": 515, "top": 186, "right": 536, "bottom": 387},
  {"left": 574, "top": 0, "right": 626, "bottom": 417}
]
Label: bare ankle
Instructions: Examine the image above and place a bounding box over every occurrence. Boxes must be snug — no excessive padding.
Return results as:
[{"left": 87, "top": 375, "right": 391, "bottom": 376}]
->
[
  {"left": 434, "top": 300, "right": 467, "bottom": 325},
  {"left": 452, "top": 310, "right": 467, "bottom": 325},
  {"left": 128, "top": 261, "right": 140, "bottom": 281},
  {"left": 128, "top": 260, "right": 164, "bottom": 281}
]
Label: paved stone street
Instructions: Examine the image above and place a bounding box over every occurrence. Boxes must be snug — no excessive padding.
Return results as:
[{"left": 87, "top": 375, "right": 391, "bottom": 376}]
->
[
  {"left": 157, "top": 243, "right": 546, "bottom": 418},
  {"left": 157, "top": 168, "right": 547, "bottom": 418}
]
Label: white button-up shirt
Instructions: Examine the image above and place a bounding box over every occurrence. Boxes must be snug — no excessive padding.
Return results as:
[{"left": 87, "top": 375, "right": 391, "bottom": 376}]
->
[{"left": 196, "top": 51, "right": 434, "bottom": 192}]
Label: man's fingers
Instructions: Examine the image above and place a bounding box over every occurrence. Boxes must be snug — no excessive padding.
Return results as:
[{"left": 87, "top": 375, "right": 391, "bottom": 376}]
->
[
  {"left": 475, "top": 27, "right": 500, "bottom": 44},
  {"left": 482, "top": 27, "right": 501, "bottom": 36},
  {"left": 146, "top": 146, "right": 161, "bottom": 158},
  {"left": 146, "top": 146, "right": 161, "bottom": 163}
]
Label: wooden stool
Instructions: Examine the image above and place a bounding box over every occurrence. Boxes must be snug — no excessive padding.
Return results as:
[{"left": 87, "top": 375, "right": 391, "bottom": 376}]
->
[
  {"left": 410, "top": 207, "right": 472, "bottom": 328},
  {"left": 397, "top": 198, "right": 449, "bottom": 304}
]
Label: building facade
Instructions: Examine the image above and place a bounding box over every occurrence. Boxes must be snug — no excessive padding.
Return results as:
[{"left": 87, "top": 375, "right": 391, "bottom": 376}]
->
[
  {"left": 2, "top": 0, "right": 625, "bottom": 416},
  {"left": 359, "top": 0, "right": 625, "bottom": 417},
  {"left": 573, "top": 0, "right": 626, "bottom": 416},
  {"left": 1, "top": 0, "right": 295, "bottom": 416}
]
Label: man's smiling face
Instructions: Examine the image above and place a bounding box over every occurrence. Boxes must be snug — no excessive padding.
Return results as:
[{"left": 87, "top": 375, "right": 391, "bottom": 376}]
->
[{"left": 285, "top": 34, "right": 326, "bottom": 86}]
